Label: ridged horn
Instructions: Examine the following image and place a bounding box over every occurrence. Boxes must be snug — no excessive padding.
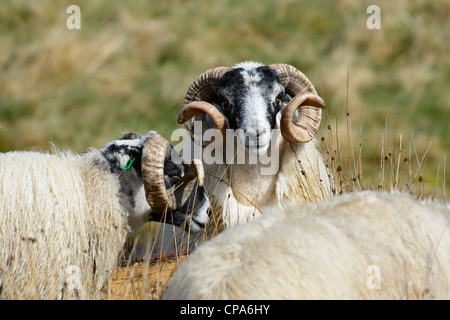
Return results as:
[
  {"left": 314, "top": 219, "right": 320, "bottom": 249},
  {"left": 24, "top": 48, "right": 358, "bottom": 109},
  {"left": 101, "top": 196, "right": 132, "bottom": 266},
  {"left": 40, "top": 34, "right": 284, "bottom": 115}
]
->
[
  {"left": 141, "top": 131, "right": 205, "bottom": 212},
  {"left": 141, "top": 131, "right": 177, "bottom": 211},
  {"left": 180, "top": 67, "right": 232, "bottom": 146},
  {"left": 280, "top": 93, "right": 326, "bottom": 143}
]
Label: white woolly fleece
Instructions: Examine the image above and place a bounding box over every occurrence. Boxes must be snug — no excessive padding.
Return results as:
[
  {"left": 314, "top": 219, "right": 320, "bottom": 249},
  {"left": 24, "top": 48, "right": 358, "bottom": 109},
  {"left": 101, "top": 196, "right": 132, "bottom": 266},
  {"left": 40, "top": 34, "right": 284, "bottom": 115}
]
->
[
  {"left": 0, "top": 150, "right": 128, "bottom": 299},
  {"left": 164, "top": 191, "right": 450, "bottom": 300}
]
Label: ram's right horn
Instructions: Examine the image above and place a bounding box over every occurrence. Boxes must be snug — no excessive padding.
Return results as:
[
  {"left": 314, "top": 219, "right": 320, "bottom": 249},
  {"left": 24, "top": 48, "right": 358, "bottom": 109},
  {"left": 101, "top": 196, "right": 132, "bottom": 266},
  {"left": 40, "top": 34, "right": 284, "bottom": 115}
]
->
[
  {"left": 178, "top": 101, "right": 227, "bottom": 137},
  {"left": 179, "top": 66, "right": 231, "bottom": 147}
]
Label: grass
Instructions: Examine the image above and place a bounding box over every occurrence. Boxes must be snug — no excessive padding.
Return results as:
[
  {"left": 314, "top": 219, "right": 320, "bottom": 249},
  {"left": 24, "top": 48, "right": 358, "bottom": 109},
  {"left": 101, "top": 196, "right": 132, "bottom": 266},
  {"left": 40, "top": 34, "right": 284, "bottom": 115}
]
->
[{"left": 0, "top": 0, "right": 448, "bottom": 299}]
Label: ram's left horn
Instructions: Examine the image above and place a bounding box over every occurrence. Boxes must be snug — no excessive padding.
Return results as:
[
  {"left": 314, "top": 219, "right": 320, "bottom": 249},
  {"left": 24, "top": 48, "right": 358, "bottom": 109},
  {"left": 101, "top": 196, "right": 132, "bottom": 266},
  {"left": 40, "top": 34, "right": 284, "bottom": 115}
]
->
[{"left": 280, "top": 93, "right": 325, "bottom": 143}]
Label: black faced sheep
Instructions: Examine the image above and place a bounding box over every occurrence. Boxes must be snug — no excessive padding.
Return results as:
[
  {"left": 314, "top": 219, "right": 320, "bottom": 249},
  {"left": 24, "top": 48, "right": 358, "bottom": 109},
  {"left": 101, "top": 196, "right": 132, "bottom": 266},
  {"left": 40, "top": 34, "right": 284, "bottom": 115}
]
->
[{"left": 0, "top": 131, "right": 209, "bottom": 299}]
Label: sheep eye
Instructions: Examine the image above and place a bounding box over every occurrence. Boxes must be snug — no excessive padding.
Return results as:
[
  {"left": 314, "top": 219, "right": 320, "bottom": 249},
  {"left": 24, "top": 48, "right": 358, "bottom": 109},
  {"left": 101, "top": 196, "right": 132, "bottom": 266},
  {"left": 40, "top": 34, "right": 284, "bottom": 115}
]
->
[
  {"left": 222, "top": 98, "right": 230, "bottom": 108},
  {"left": 275, "top": 93, "right": 284, "bottom": 110},
  {"left": 275, "top": 92, "right": 284, "bottom": 103}
]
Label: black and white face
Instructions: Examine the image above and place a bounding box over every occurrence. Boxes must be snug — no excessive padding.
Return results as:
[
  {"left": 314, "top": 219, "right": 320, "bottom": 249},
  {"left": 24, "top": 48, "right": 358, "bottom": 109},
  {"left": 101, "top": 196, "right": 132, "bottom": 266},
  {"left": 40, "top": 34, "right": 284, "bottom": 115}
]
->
[
  {"left": 100, "top": 133, "right": 210, "bottom": 234},
  {"left": 217, "top": 62, "right": 286, "bottom": 155}
]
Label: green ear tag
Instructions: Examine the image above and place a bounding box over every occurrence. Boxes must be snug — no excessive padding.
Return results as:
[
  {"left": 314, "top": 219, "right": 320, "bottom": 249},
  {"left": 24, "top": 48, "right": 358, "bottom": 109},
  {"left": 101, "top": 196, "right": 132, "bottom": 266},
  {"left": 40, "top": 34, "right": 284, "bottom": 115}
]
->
[{"left": 124, "top": 157, "right": 136, "bottom": 171}]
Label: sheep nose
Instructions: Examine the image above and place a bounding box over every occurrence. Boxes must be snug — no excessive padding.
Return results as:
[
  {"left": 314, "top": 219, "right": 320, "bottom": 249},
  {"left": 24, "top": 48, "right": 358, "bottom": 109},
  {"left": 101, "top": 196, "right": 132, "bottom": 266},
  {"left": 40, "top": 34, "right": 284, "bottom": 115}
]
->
[
  {"left": 250, "top": 128, "right": 267, "bottom": 140},
  {"left": 243, "top": 128, "right": 268, "bottom": 147}
]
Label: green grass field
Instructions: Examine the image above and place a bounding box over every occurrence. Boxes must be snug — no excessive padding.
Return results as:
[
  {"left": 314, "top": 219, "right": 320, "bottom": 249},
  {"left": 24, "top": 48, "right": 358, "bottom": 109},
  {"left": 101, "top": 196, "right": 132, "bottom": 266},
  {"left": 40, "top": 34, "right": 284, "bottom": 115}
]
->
[{"left": 1, "top": 0, "right": 448, "bottom": 196}]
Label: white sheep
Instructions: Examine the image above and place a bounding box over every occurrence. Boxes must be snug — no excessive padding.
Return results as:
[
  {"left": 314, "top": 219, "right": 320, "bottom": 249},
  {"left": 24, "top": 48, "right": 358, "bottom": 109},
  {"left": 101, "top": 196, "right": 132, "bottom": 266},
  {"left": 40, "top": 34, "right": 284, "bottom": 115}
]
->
[
  {"left": 177, "top": 61, "right": 331, "bottom": 232},
  {"left": 0, "top": 131, "right": 209, "bottom": 299},
  {"left": 163, "top": 191, "right": 450, "bottom": 299}
]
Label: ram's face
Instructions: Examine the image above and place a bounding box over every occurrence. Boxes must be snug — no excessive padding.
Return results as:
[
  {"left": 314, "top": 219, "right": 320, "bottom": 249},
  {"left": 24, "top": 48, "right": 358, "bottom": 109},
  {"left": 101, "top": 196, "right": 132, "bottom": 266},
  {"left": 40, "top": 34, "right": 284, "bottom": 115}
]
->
[
  {"left": 179, "top": 62, "right": 325, "bottom": 153},
  {"left": 218, "top": 66, "right": 285, "bottom": 155}
]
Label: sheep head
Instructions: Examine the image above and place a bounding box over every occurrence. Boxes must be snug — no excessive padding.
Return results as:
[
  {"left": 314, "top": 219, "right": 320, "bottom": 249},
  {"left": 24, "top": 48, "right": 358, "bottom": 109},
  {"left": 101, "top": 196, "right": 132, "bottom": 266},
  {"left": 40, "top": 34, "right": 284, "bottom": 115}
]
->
[
  {"left": 178, "top": 62, "right": 326, "bottom": 153},
  {"left": 140, "top": 131, "right": 204, "bottom": 211},
  {"left": 101, "top": 131, "right": 209, "bottom": 233},
  {"left": 141, "top": 131, "right": 208, "bottom": 233}
]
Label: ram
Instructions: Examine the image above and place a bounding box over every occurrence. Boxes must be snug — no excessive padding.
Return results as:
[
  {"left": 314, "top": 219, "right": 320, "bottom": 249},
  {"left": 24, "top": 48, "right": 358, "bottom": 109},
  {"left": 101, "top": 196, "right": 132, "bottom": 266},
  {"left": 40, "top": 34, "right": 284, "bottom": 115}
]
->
[
  {"left": 177, "top": 61, "right": 331, "bottom": 233},
  {"left": 0, "top": 131, "right": 209, "bottom": 299},
  {"left": 164, "top": 191, "right": 450, "bottom": 299}
]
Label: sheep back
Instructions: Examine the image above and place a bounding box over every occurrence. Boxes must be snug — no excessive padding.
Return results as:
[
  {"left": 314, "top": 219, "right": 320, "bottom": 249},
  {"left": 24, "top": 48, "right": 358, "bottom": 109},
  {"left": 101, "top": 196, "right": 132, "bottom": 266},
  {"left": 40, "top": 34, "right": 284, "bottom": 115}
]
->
[{"left": 164, "top": 191, "right": 450, "bottom": 299}]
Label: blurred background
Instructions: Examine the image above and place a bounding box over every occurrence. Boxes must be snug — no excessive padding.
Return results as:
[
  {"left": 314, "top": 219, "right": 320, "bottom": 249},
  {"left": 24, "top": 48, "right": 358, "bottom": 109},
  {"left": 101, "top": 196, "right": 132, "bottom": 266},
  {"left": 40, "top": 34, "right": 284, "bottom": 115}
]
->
[{"left": 0, "top": 0, "right": 448, "bottom": 196}]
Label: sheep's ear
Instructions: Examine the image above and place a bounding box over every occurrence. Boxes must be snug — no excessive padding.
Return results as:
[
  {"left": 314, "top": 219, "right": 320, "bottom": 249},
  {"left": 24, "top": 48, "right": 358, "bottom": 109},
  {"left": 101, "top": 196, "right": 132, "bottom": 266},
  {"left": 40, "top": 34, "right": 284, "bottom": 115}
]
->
[
  {"left": 100, "top": 138, "right": 143, "bottom": 173},
  {"left": 119, "top": 132, "right": 143, "bottom": 140}
]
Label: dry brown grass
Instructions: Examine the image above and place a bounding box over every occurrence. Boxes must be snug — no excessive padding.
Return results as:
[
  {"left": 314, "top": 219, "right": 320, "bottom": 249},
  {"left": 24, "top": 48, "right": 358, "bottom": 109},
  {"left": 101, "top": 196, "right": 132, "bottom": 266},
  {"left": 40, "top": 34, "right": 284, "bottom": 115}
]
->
[{"left": 103, "top": 254, "right": 187, "bottom": 300}]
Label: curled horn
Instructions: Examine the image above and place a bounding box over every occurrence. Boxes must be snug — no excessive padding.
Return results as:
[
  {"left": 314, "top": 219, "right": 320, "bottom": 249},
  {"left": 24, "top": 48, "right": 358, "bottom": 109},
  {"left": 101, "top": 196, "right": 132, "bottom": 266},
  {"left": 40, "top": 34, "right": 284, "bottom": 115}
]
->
[
  {"left": 270, "top": 64, "right": 325, "bottom": 143},
  {"left": 141, "top": 131, "right": 178, "bottom": 211},
  {"left": 280, "top": 94, "right": 326, "bottom": 143},
  {"left": 178, "top": 101, "right": 227, "bottom": 137},
  {"left": 178, "top": 66, "right": 232, "bottom": 147},
  {"left": 141, "top": 131, "right": 206, "bottom": 212}
]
